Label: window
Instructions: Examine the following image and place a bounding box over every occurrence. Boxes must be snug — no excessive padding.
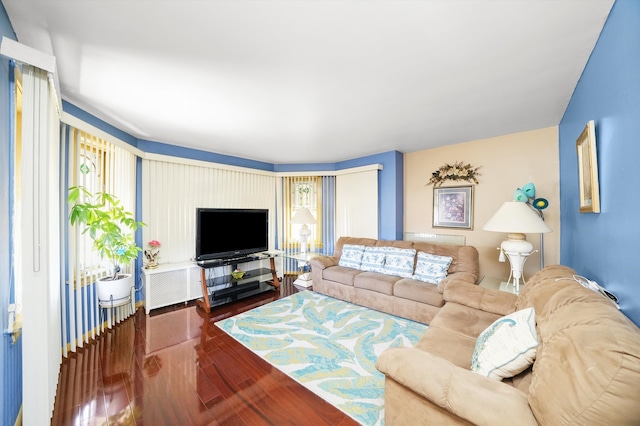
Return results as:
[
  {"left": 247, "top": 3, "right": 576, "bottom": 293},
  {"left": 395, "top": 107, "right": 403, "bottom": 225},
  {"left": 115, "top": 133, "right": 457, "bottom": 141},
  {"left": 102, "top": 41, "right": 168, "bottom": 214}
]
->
[
  {"left": 67, "top": 127, "right": 137, "bottom": 286},
  {"left": 284, "top": 176, "right": 323, "bottom": 253}
]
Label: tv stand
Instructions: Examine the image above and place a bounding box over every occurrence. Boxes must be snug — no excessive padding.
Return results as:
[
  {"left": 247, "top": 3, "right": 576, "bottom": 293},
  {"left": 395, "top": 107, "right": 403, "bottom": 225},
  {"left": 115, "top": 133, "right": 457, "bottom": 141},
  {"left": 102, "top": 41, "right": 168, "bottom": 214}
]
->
[{"left": 196, "top": 252, "right": 281, "bottom": 313}]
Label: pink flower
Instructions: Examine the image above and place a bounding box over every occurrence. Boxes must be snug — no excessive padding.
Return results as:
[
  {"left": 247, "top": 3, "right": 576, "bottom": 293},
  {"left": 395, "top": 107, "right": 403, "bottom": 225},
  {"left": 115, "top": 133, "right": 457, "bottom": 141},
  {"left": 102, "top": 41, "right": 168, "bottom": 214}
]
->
[{"left": 148, "top": 240, "right": 161, "bottom": 248}]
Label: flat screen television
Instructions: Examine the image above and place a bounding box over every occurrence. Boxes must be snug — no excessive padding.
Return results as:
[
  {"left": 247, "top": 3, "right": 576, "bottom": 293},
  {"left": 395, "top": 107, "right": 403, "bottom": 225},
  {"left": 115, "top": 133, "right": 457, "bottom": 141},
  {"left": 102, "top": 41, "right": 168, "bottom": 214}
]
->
[{"left": 195, "top": 208, "right": 269, "bottom": 262}]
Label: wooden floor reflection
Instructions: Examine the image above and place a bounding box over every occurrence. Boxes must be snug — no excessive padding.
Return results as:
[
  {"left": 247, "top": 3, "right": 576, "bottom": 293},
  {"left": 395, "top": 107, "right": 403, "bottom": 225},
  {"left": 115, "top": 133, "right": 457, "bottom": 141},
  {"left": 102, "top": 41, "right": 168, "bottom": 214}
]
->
[{"left": 51, "top": 278, "right": 358, "bottom": 425}]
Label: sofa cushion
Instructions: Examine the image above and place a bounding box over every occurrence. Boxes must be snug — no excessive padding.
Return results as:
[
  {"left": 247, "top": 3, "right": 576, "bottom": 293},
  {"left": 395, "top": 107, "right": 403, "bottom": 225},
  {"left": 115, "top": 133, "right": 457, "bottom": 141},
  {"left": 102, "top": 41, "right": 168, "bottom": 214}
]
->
[
  {"left": 354, "top": 272, "right": 401, "bottom": 295},
  {"left": 393, "top": 278, "right": 444, "bottom": 307},
  {"left": 383, "top": 247, "right": 416, "bottom": 278},
  {"left": 337, "top": 244, "right": 365, "bottom": 269},
  {"left": 333, "top": 236, "right": 377, "bottom": 260},
  {"left": 322, "top": 266, "right": 362, "bottom": 286},
  {"left": 415, "top": 302, "right": 504, "bottom": 370},
  {"left": 360, "top": 246, "right": 387, "bottom": 273},
  {"left": 413, "top": 252, "right": 453, "bottom": 284},
  {"left": 471, "top": 307, "right": 538, "bottom": 381},
  {"left": 429, "top": 301, "right": 503, "bottom": 341}
]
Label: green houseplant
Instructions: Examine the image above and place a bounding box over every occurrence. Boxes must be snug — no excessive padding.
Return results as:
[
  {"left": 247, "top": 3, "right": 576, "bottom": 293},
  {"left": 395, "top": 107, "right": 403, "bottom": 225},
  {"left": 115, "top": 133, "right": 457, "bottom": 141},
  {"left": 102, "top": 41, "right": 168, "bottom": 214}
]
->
[{"left": 68, "top": 186, "right": 145, "bottom": 304}]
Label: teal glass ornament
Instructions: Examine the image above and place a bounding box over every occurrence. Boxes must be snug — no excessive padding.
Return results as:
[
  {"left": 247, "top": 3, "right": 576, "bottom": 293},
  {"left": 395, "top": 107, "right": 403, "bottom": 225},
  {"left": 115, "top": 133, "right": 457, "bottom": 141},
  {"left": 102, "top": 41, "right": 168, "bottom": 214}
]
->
[
  {"left": 513, "top": 189, "right": 528, "bottom": 202},
  {"left": 522, "top": 182, "right": 536, "bottom": 198}
]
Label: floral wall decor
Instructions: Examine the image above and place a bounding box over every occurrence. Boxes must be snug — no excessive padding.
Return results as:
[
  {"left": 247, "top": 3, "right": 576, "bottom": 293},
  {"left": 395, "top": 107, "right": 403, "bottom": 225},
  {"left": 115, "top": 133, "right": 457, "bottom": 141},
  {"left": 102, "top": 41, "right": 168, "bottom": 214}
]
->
[{"left": 427, "top": 161, "right": 481, "bottom": 187}]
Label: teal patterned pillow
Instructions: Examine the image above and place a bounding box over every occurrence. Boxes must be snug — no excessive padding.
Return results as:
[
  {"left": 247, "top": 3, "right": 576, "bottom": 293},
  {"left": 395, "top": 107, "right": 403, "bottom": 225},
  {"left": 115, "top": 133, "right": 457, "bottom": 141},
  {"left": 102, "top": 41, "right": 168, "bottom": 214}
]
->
[
  {"left": 383, "top": 247, "right": 416, "bottom": 278},
  {"left": 338, "top": 244, "right": 366, "bottom": 269},
  {"left": 471, "top": 307, "right": 538, "bottom": 380},
  {"left": 413, "top": 252, "right": 453, "bottom": 284},
  {"left": 360, "top": 246, "right": 387, "bottom": 273}
]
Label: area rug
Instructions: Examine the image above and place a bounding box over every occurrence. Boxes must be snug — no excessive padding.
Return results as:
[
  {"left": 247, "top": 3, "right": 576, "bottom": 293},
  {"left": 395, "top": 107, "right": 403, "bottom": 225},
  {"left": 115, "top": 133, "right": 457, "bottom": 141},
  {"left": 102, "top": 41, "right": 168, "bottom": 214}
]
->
[{"left": 215, "top": 291, "right": 428, "bottom": 425}]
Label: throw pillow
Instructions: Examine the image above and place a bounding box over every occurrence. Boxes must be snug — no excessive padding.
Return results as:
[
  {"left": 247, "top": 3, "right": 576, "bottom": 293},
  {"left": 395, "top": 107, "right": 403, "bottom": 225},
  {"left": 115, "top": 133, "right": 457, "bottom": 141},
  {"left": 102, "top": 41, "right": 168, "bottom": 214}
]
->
[
  {"left": 471, "top": 307, "right": 538, "bottom": 381},
  {"left": 413, "top": 252, "right": 453, "bottom": 284},
  {"left": 360, "top": 246, "right": 387, "bottom": 273},
  {"left": 383, "top": 247, "right": 417, "bottom": 278},
  {"left": 338, "top": 244, "right": 366, "bottom": 269}
]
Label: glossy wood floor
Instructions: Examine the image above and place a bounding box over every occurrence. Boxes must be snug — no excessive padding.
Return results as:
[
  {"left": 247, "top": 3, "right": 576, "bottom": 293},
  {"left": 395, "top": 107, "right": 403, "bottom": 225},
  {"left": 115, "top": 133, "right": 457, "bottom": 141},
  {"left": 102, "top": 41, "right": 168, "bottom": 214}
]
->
[{"left": 51, "top": 278, "right": 359, "bottom": 425}]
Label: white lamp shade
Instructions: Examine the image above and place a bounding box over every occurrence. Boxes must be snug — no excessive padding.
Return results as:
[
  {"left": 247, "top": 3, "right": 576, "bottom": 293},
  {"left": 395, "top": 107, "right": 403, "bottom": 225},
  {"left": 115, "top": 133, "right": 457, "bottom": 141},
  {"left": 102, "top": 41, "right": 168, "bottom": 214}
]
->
[
  {"left": 291, "top": 207, "right": 316, "bottom": 225},
  {"left": 483, "top": 201, "right": 552, "bottom": 234}
]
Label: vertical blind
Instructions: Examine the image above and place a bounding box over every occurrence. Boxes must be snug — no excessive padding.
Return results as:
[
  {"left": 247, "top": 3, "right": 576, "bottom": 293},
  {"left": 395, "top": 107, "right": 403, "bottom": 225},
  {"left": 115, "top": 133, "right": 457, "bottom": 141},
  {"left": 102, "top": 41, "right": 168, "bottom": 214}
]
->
[
  {"left": 63, "top": 125, "right": 138, "bottom": 356},
  {"left": 19, "top": 64, "right": 62, "bottom": 425},
  {"left": 321, "top": 176, "right": 336, "bottom": 255},
  {"left": 141, "top": 159, "right": 277, "bottom": 263},
  {"left": 335, "top": 169, "right": 379, "bottom": 240}
]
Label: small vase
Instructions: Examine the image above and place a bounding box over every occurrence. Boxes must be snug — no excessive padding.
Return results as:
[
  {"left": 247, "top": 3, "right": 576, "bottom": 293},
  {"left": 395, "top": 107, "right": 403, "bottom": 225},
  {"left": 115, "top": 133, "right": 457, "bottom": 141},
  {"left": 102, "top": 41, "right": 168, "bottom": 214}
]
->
[{"left": 146, "top": 260, "right": 159, "bottom": 269}]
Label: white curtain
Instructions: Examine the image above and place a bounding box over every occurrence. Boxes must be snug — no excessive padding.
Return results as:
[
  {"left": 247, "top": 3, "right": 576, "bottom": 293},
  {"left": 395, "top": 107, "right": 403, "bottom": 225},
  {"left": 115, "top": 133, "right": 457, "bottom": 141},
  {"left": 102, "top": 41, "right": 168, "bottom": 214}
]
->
[
  {"left": 336, "top": 169, "right": 379, "bottom": 239},
  {"left": 20, "top": 64, "right": 61, "bottom": 426},
  {"left": 142, "top": 158, "right": 277, "bottom": 264}
]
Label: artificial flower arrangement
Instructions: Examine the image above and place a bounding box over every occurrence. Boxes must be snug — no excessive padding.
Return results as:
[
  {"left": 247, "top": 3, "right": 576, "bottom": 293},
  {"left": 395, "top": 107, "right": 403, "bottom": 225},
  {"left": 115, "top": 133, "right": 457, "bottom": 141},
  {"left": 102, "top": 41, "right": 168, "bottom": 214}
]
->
[
  {"left": 427, "top": 161, "right": 481, "bottom": 187},
  {"left": 144, "top": 240, "right": 161, "bottom": 269}
]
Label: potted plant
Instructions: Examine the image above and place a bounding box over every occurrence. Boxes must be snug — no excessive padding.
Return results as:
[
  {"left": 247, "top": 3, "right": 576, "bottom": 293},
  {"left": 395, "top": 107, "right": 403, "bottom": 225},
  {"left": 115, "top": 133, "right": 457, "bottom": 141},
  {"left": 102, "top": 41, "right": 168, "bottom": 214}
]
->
[{"left": 67, "top": 186, "right": 146, "bottom": 306}]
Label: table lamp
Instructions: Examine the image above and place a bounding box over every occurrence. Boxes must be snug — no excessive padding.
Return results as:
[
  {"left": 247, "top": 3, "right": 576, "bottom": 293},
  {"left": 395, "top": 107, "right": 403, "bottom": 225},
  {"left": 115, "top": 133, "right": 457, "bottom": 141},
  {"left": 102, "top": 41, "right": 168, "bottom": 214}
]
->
[
  {"left": 291, "top": 207, "right": 316, "bottom": 254},
  {"left": 483, "top": 201, "right": 552, "bottom": 293}
]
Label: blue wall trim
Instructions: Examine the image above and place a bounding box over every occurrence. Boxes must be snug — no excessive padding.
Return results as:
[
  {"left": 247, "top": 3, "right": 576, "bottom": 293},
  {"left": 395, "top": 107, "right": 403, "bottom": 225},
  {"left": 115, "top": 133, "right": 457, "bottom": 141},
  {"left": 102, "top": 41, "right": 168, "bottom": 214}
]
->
[
  {"left": 138, "top": 139, "right": 275, "bottom": 172},
  {"left": 274, "top": 163, "right": 337, "bottom": 172},
  {"left": 559, "top": 0, "right": 640, "bottom": 326},
  {"left": 62, "top": 100, "right": 138, "bottom": 146}
]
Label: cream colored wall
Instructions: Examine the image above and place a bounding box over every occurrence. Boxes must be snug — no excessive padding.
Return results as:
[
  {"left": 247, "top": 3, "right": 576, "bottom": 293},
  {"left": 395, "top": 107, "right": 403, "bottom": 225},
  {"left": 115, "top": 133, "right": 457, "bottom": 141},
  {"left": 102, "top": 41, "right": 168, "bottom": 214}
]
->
[{"left": 405, "top": 126, "right": 560, "bottom": 282}]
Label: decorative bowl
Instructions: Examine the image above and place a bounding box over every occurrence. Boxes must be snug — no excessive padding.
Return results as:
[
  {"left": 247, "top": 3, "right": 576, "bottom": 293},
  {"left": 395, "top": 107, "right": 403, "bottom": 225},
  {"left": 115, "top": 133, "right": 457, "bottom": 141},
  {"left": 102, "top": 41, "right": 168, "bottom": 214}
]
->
[{"left": 231, "top": 270, "right": 245, "bottom": 280}]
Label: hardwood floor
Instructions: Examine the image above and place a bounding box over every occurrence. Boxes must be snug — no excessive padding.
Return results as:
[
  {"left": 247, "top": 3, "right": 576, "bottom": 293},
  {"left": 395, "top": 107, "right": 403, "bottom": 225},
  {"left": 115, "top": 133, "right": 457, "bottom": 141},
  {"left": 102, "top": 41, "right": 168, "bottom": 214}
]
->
[{"left": 51, "top": 278, "right": 359, "bottom": 425}]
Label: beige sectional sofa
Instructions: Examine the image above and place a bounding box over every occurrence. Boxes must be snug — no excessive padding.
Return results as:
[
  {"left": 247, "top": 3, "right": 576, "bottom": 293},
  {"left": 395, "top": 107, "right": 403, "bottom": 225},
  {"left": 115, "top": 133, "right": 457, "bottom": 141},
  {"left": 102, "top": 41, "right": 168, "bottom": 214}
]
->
[
  {"left": 376, "top": 264, "right": 640, "bottom": 425},
  {"left": 309, "top": 236, "right": 479, "bottom": 324}
]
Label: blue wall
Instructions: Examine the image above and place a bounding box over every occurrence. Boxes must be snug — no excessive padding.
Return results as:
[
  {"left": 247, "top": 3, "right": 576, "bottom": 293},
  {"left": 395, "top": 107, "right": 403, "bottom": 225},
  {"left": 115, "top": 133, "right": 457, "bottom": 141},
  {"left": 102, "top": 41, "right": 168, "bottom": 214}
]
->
[
  {"left": 0, "top": 3, "right": 22, "bottom": 425},
  {"left": 559, "top": 0, "right": 640, "bottom": 326}
]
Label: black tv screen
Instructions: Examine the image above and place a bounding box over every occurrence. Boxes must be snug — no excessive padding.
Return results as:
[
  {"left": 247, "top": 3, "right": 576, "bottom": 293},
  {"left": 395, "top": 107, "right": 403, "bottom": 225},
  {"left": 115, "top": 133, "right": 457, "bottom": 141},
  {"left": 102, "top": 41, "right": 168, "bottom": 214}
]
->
[{"left": 195, "top": 208, "right": 269, "bottom": 262}]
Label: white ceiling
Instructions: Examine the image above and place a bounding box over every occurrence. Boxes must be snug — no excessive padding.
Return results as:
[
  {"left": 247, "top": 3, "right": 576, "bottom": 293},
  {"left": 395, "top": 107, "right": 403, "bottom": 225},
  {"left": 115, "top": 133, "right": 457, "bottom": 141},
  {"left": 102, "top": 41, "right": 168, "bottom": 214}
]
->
[{"left": 3, "top": 0, "right": 614, "bottom": 164}]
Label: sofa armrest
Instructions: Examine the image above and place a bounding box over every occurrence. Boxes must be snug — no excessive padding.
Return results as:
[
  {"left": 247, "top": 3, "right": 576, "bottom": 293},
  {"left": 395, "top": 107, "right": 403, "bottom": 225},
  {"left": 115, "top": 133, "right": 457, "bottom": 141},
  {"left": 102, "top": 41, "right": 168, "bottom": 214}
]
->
[
  {"left": 308, "top": 256, "right": 339, "bottom": 271},
  {"left": 437, "top": 272, "right": 478, "bottom": 293},
  {"left": 443, "top": 281, "right": 517, "bottom": 316},
  {"left": 376, "top": 347, "right": 537, "bottom": 426}
]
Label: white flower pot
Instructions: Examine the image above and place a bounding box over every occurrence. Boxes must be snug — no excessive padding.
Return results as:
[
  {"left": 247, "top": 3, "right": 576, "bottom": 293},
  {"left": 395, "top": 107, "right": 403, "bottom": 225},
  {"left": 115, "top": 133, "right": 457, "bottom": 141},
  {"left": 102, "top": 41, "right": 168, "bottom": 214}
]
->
[{"left": 97, "top": 273, "right": 133, "bottom": 307}]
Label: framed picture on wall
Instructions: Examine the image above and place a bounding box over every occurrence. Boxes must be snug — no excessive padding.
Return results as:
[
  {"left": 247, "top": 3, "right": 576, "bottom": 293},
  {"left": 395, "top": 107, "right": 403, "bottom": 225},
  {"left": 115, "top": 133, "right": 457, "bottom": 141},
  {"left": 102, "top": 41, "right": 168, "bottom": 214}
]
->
[
  {"left": 433, "top": 185, "right": 473, "bottom": 229},
  {"left": 576, "top": 120, "right": 600, "bottom": 213}
]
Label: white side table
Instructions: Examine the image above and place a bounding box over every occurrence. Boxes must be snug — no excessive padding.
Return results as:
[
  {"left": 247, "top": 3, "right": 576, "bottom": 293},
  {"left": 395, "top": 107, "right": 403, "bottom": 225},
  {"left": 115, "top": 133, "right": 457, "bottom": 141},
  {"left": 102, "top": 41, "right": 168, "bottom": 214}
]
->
[
  {"left": 478, "top": 275, "right": 516, "bottom": 294},
  {"left": 283, "top": 252, "right": 318, "bottom": 291}
]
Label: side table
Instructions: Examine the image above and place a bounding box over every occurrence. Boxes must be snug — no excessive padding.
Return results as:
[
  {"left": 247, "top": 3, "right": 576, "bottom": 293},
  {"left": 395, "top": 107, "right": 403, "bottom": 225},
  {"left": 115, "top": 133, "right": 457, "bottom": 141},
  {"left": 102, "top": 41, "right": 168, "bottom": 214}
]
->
[
  {"left": 283, "top": 252, "right": 318, "bottom": 291},
  {"left": 478, "top": 275, "right": 516, "bottom": 294}
]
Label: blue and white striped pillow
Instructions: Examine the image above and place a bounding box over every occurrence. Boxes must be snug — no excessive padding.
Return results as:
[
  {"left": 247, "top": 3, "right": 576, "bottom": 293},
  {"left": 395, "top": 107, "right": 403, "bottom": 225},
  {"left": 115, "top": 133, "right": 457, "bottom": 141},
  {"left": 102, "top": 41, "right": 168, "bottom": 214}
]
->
[
  {"left": 338, "top": 244, "right": 366, "bottom": 269},
  {"left": 360, "top": 246, "right": 387, "bottom": 273},
  {"left": 383, "top": 247, "right": 417, "bottom": 278},
  {"left": 413, "top": 252, "right": 453, "bottom": 284}
]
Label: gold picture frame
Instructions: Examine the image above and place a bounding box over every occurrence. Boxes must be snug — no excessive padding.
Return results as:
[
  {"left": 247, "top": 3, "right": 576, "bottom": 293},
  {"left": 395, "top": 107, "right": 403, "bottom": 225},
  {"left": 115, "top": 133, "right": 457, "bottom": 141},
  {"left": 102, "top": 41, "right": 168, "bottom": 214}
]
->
[{"left": 576, "top": 120, "right": 600, "bottom": 213}]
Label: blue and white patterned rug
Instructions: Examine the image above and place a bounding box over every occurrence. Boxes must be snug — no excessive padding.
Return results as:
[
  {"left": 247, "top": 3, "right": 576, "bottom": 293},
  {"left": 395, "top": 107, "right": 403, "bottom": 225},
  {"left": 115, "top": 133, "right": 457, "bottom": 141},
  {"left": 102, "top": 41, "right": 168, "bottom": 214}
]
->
[{"left": 215, "top": 291, "right": 428, "bottom": 425}]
